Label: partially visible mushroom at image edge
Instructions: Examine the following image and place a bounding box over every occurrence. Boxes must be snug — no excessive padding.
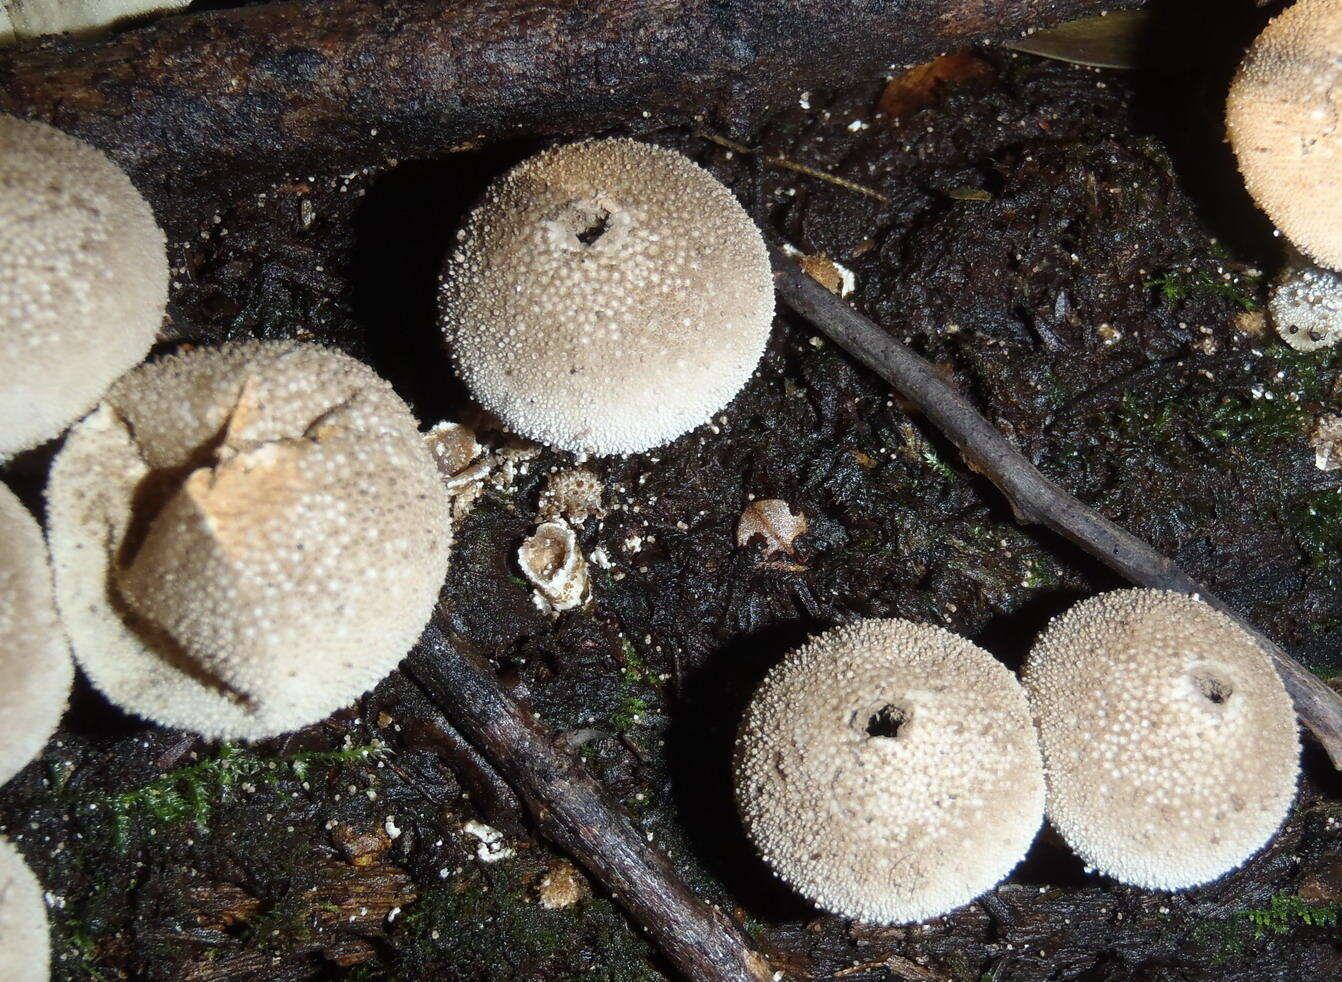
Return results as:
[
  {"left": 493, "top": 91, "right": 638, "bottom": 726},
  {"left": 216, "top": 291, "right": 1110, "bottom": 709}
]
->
[
  {"left": 46, "top": 341, "right": 453, "bottom": 741},
  {"left": 735, "top": 618, "right": 1045, "bottom": 924},
  {"left": 0, "top": 836, "right": 49, "bottom": 982},
  {"left": 440, "top": 137, "right": 775, "bottom": 456},
  {"left": 1023, "top": 589, "right": 1300, "bottom": 890},
  {"left": 1, "top": 0, "right": 192, "bottom": 45},
  {"left": 0, "top": 114, "right": 168, "bottom": 457},
  {"left": 0, "top": 482, "right": 73, "bottom": 788},
  {"left": 1226, "top": 0, "right": 1342, "bottom": 350}
]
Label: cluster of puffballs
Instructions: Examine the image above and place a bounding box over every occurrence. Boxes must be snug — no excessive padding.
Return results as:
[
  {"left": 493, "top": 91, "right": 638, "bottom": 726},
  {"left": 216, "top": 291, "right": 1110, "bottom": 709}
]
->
[
  {"left": 1227, "top": 0, "right": 1342, "bottom": 350},
  {"left": 0, "top": 121, "right": 773, "bottom": 977},
  {"left": 0, "top": 2, "right": 1337, "bottom": 963},
  {"left": 734, "top": 592, "right": 1300, "bottom": 924}
]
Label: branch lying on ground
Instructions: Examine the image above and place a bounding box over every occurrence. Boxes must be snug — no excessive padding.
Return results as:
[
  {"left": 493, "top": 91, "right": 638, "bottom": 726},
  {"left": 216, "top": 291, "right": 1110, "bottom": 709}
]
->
[
  {"left": 0, "top": 0, "right": 1138, "bottom": 214},
  {"left": 404, "top": 622, "right": 775, "bottom": 982},
  {"left": 769, "top": 243, "right": 1342, "bottom": 767}
]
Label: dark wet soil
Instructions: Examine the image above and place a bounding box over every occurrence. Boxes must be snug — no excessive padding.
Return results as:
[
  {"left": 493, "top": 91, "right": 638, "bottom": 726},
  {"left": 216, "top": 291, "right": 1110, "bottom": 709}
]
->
[{"left": 3, "top": 34, "right": 1342, "bottom": 982}]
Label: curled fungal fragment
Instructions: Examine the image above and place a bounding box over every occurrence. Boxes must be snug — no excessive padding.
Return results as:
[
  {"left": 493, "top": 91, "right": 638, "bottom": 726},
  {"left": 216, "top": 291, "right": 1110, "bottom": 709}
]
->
[
  {"left": 0, "top": 115, "right": 167, "bottom": 456},
  {"left": 441, "top": 138, "right": 774, "bottom": 455},
  {"left": 1023, "top": 589, "right": 1299, "bottom": 890},
  {"left": 518, "top": 520, "right": 588, "bottom": 614},
  {"left": 1225, "top": 0, "right": 1342, "bottom": 270},
  {"left": 0, "top": 836, "right": 48, "bottom": 982},
  {"left": 0, "top": 484, "right": 73, "bottom": 787},
  {"left": 735, "top": 619, "right": 1044, "bottom": 924},
  {"left": 47, "top": 342, "right": 452, "bottom": 741}
]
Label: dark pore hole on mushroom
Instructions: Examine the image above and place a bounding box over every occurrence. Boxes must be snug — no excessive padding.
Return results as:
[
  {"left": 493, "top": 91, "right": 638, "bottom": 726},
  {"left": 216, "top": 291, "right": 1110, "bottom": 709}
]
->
[
  {"left": 576, "top": 209, "right": 611, "bottom": 246},
  {"left": 864, "top": 703, "right": 908, "bottom": 739},
  {"left": 1191, "top": 669, "right": 1234, "bottom": 706}
]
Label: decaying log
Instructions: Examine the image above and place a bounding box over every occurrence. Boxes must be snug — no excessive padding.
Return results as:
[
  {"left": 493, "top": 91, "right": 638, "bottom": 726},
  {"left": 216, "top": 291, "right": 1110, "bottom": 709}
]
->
[
  {"left": 770, "top": 243, "right": 1342, "bottom": 768},
  {"left": 405, "top": 621, "right": 775, "bottom": 982},
  {"left": 0, "top": 0, "right": 1139, "bottom": 207}
]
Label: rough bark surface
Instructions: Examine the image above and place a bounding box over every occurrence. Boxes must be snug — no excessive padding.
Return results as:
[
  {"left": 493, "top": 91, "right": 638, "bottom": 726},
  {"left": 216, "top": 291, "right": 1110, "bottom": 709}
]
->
[{"left": 0, "top": 0, "right": 1135, "bottom": 212}]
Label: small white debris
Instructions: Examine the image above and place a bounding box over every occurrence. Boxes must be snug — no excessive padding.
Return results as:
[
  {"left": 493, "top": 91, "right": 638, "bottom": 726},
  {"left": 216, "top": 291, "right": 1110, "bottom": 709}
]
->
[{"left": 463, "top": 820, "right": 515, "bottom": 862}]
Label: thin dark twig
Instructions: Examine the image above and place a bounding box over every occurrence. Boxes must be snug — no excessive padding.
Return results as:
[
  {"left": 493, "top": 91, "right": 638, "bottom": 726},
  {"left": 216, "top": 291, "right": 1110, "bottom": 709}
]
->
[
  {"left": 770, "top": 242, "right": 1342, "bottom": 767},
  {"left": 405, "top": 622, "right": 775, "bottom": 982}
]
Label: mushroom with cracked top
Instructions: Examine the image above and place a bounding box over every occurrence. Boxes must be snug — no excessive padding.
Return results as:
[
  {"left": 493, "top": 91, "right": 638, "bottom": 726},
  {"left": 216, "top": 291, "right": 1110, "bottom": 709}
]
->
[
  {"left": 0, "top": 115, "right": 167, "bottom": 457},
  {"left": 440, "top": 138, "right": 774, "bottom": 455},
  {"left": 46, "top": 341, "right": 453, "bottom": 740},
  {"left": 1023, "top": 589, "right": 1299, "bottom": 890},
  {"left": 0, "top": 483, "right": 73, "bottom": 787},
  {"left": 1226, "top": 0, "right": 1342, "bottom": 349},
  {"left": 734, "top": 618, "right": 1045, "bottom": 924}
]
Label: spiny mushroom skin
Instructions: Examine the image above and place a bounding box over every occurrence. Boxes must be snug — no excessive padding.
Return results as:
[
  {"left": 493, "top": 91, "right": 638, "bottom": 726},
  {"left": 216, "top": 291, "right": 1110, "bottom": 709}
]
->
[
  {"left": 0, "top": 484, "right": 73, "bottom": 787},
  {"left": 440, "top": 138, "right": 774, "bottom": 455},
  {"left": 0, "top": 836, "right": 49, "bottom": 982},
  {"left": 0, "top": 0, "right": 190, "bottom": 44},
  {"left": 1226, "top": 0, "right": 1342, "bottom": 271},
  {"left": 1023, "top": 589, "right": 1299, "bottom": 891},
  {"left": 1270, "top": 258, "right": 1342, "bottom": 351},
  {"left": 735, "top": 619, "right": 1045, "bottom": 924},
  {"left": 47, "top": 342, "right": 452, "bottom": 741},
  {"left": 0, "top": 115, "right": 167, "bottom": 457}
]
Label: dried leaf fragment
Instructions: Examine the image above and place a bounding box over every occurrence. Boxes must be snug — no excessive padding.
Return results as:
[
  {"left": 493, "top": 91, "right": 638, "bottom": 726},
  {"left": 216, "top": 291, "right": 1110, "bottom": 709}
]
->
[{"left": 736, "top": 499, "right": 808, "bottom": 557}]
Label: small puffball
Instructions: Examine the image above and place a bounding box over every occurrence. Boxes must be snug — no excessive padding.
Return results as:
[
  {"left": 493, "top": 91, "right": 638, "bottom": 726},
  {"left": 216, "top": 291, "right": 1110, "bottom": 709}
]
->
[
  {"left": 1023, "top": 589, "right": 1299, "bottom": 890},
  {"left": 1270, "top": 258, "right": 1342, "bottom": 351},
  {"left": 1226, "top": 0, "right": 1342, "bottom": 270},
  {"left": 0, "top": 115, "right": 167, "bottom": 456},
  {"left": 735, "top": 619, "right": 1044, "bottom": 924},
  {"left": 440, "top": 138, "right": 774, "bottom": 455},
  {"left": 0, "top": 0, "right": 191, "bottom": 44},
  {"left": 0, "top": 484, "right": 72, "bottom": 787},
  {"left": 537, "top": 468, "right": 605, "bottom": 524},
  {"left": 47, "top": 341, "right": 452, "bottom": 740},
  {"left": 0, "top": 837, "right": 49, "bottom": 982}
]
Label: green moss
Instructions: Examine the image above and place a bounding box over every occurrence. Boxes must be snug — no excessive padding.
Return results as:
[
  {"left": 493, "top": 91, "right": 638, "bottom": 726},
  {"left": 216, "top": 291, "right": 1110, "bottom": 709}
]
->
[
  {"left": 1145, "top": 267, "right": 1260, "bottom": 313},
  {"left": 1187, "top": 891, "right": 1341, "bottom": 963},
  {"left": 71, "top": 741, "right": 387, "bottom": 852},
  {"left": 1240, "top": 892, "right": 1341, "bottom": 938}
]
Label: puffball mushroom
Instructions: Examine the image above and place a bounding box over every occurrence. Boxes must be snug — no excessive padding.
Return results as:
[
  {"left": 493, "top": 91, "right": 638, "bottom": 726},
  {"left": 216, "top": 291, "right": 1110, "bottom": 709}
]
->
[
  {"left": 47, "top": 341, "right": 452, "bottom": 741},
  {"left": 1226, "top": 0, "right": 1342, "bottom": 348},
  {"left": 440, "top": 138, "right": 774, "bottom": 455},
  {"left": 0, "top": 0, "right": 191, "bottom": 44},
  {"left": 1226, "top": 0, "right": 1342, "bottom": 272},
  {"left": 0, "top": 115, "right": 167, "bottom": 457},
  {"left": 1023, "top": 589, "right": 1299, "bottom": 890},
  {"left": 1269, "top": 253, "right": 1342, "bottom": 351},
  {"left": 0, "top": 837, "right": 48, "bottom": 982},
  {"left": 735, "top": 619, "right": 1045, "bottom": 924},
  {"left": 0, "top": 484, "right": 73, "bottom": 787}
]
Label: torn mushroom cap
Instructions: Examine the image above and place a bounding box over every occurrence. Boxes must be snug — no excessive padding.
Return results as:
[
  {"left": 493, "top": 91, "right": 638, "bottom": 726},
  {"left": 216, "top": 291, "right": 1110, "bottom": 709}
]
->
[
  {"left": 0, "top": 484, "right": 73, "bottom": 787},
  {"left": 1226, "top": 0, "right": 1342, "bottom": 270},
  {"left": 440, "top": 138, "right": 774, "bottom": 455},
  {"left": 0, "top": 0, "right": 191, "bottom": 44},
  {"left": 735, "top": 619, "right": 1045, "bottom": 924},
  {"left": 1270, "top": 257, "right": 1342, "bottom": 351},
  {"left": 518, "top": 520, "right": 588, "bottom": 614},
  {"left": 0, "top": 837, "right": 49, "bottom": 982},
  {"left": 46, "top": 341, "right": 453, "bottom": 741},
  {"left": 1023, "top": 589, "right": 1299, "bottom": 890},
  {"left": 0, "top": 115, "right": 167, "bottom": 457}
]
